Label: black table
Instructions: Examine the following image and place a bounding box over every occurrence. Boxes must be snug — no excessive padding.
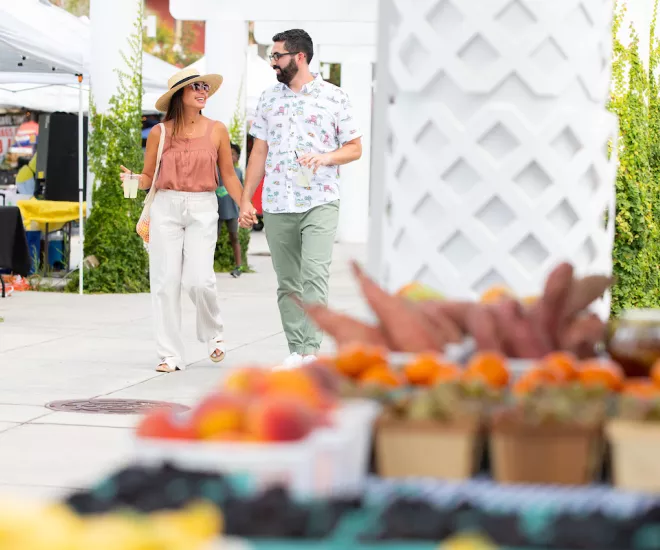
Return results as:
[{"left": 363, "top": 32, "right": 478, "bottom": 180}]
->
[{"left": 0, "top": 206, "right": 30, "bottom": 297}]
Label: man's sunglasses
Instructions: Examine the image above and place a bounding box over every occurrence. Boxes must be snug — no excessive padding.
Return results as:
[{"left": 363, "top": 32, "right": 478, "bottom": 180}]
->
[
  {"left": 189, "top": 82, "right": 210, "bottom": 92},
  {"left": 268, "top": 51, "right": 300, "bottom": 62}
]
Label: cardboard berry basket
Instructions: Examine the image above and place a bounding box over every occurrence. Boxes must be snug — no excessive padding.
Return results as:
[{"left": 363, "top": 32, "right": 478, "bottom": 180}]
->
[
  {"left": 607, "top": 419, "right": 660, "bottom": 493},
  {"left": 375, "top": 415, "right": 483, "bottom": 480}
]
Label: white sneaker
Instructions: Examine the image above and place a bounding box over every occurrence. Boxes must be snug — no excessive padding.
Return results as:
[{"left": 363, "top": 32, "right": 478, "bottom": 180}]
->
[
  {"left": 275, "top": 352, "right": 304, "bottom": 370},
  {"left": 301, "top": 354, "right": 318, "bottom": 365}
]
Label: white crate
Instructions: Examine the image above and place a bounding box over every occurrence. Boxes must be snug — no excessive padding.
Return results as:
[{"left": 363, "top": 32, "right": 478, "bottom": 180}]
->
[
  {"left": 133, "top": 399, "right": 381, "bottom": 499},
  {"left": 313, "top": 399, "right": 382, "bottom": 497}
]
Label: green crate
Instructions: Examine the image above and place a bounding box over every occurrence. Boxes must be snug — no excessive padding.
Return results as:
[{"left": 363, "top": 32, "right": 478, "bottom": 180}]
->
[
  {"left": 246, "top": 507, "right": 582, "bottom": 550},
  {"left": 248, "top": 509, "right": 438, "bottom": 550}
]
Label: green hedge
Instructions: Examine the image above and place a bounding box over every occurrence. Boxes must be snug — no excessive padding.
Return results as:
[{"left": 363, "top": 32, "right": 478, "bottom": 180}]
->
[
  {"left": 608, "top": 0, "right": 660, "bottom": 315},
  {"left": 214, "top": 226, "right": 251, "bottom": 272}
]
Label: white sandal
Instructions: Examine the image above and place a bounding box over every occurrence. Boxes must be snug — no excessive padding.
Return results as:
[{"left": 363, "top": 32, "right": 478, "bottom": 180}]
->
[
  {"left": 156, "top": 358, "right": 179, "bottom": 373},
  {"left": 209, "top": 336, "right": 226, "bottom": 363}
]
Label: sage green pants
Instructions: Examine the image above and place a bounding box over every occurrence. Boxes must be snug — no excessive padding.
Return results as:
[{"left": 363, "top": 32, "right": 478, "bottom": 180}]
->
[{"left": 264, "top": 201, "right": 340, "bottom": 355}]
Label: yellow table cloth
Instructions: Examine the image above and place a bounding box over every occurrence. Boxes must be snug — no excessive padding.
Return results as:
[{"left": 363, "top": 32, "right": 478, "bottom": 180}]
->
[{"left": 16, "top": 198, "right": 87, "bottom": 233}]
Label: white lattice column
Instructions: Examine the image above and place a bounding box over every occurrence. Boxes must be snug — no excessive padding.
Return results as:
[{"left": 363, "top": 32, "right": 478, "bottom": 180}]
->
[{"left": 375, "top": 0, "right": 617, "bottom": 315}]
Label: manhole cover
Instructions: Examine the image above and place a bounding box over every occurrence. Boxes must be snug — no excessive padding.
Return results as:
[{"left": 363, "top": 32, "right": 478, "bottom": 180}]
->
[{"left": 45, "top": 399, "right": 190, "bottom": 415}]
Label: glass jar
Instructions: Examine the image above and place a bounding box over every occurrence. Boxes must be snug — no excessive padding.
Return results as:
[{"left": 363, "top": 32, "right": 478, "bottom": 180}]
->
[{"left": 607, "top": 309, "right": 660, "bottom": 377}]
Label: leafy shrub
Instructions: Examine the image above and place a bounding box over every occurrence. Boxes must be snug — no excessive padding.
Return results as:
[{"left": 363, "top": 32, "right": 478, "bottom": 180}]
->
[{"left": 608, "top": 0, "right": 660, "bottom": 315}]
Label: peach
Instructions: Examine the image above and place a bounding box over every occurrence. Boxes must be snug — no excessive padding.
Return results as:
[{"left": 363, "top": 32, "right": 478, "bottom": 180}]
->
[
  {"left": 136, "top": 409, "right": 196, "bottom": 440},
  {"left": 223, "top": 367, "right": 269, "bottom": 396},
  {"left": 191, "top": 393, "right": 248, "bottom": 439},
  {"left": 263, "top": 369, "right": 336, "bottom": 411},
  {"left": 246, "top": 396, "right": 320, "bottom": 442}
]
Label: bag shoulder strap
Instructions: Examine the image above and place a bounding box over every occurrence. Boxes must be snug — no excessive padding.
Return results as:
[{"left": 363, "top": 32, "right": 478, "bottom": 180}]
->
[{"left": 151, "top": 123, "right": 166, "bottom": 189}]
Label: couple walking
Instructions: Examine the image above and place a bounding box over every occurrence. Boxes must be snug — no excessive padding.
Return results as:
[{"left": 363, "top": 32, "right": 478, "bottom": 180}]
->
[{"left": 122, "top": 29, "right": 362, "bottom": 372}]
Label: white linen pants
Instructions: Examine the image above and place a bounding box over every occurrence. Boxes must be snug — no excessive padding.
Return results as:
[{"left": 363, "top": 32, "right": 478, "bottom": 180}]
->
[{"left": 149, "top": 190, "right": 223, "bottom": 369}]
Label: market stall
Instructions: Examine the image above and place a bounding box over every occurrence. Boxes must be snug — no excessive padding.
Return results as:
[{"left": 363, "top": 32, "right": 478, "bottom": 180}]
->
[
  {"left": 0, "top": 0, "right": 175, "bottom": 293},
  {"left": 1, "top": 262, "right": 659, "bottom": 549}
]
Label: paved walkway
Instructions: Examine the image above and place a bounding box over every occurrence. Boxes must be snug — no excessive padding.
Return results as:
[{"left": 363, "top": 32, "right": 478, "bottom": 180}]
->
[{"left": 0, "top": 232, "right": 367, "bottom": 501}]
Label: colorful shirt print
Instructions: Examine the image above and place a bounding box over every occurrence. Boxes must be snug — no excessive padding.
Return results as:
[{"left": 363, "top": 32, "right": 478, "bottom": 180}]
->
[{"left": 249, "top": 73, "right": 362, "bottom": 214}]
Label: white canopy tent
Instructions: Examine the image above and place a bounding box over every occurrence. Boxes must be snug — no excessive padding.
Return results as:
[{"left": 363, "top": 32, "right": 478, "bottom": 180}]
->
[
  {"left": 0, "top": 0, "right": 175, "bottom": 112},
  {"left": 0, "top": 82, "right": 165, "bottom": 115},
  {"left": 0, "top": 0, "right": 177, "bottom": 294}
]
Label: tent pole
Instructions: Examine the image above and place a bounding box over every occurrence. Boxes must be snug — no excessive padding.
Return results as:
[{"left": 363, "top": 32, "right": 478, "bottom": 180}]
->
[{"left": 77, "top": 74, "right": 84, "bottom": 295}]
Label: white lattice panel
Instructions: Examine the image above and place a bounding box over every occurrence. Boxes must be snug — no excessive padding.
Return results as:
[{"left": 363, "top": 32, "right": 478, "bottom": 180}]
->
[{"left": 378, "top": 0, "right": 617, "bottom": 316}]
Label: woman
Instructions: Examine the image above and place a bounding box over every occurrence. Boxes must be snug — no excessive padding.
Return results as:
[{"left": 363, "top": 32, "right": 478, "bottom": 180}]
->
[{"left": 121, "top": 68, "right": 254, "bottom": 372}]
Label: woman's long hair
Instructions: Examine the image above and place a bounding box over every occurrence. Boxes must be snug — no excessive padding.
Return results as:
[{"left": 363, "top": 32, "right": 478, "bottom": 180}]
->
[
  {"left": 164, "top": 88, "right": 203, "bottom": 139},
  {"left": 164, "top": 89, "right": 185, "bottom": 138}
]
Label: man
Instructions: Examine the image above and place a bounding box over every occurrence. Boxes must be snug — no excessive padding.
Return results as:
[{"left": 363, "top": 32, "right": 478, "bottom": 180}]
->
[
  {"left": 217, "top": 143, "right": 243, "bottom": 278},
  {"left": 239, "top": 28, "right": 363, "bottom": 368}
]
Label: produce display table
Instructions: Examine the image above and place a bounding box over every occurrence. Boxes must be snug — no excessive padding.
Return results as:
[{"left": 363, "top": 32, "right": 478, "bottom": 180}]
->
[
  {"left": 16, "top": 198, "right": 86, "bottom": 272},
  {"left": 16, "top": 198, "right": 86, "bottom": 232}
]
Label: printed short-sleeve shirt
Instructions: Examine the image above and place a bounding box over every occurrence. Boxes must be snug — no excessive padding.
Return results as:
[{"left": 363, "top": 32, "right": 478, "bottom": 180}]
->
[{"left": 249, "top": 74, "right": 362, "bottom": 214}]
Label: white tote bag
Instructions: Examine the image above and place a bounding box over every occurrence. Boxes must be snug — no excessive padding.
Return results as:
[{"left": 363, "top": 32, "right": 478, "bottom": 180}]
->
[{"left": 136, "top": 123, "right": 165, "bottom": 243}]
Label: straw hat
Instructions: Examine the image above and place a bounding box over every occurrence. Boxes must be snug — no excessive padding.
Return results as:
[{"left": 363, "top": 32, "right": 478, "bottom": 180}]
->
[{"left": 155, "top": 68, "right": 223, "bottom": 112}]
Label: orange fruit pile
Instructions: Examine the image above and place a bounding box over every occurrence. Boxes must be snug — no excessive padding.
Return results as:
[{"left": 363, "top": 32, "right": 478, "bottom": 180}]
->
[
  {"left": 463, "top": 352, "right": 510, "bottom": 388},
  {"left": 330, "top": 344, "right": 404, "bottom": 388},
  {"left": 403, "top": 354, "right": 461, "bottom": 386},
  {"left": 510, "top": 352, "right": 641, "bottom": 396}
]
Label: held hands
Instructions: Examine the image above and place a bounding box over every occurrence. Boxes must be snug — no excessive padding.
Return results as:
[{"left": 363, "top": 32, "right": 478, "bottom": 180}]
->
[
  {"left": 238, "top": 200, "right": 258, "bottom": 229},
  {"left": 297, "top": 152, "right": 334, "bottom": 173},
  {"left": 119, "top": 166, "right": 148, "bottom": 190}
]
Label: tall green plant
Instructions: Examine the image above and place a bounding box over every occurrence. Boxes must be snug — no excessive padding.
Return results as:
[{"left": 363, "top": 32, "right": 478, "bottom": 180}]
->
[
  {"left": 608, "top": 0, "right": 660, "bottom": 315},
  {"left": 67, "top": 1, "right": 149, "bottom": 293}
]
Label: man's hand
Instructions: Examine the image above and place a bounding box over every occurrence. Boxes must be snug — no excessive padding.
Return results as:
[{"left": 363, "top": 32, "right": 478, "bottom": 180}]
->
[
  {"left": 297, "top": 152, "right": 334, "bottom": 173},
  {"left": 239, "top": 199, "right": 258, "bottom": 229}
]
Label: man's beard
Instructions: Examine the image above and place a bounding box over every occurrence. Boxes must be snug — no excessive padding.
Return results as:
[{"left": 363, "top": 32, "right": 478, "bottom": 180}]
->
[{"left": 275, "top": 58, "right": 298, "bottom": 85}]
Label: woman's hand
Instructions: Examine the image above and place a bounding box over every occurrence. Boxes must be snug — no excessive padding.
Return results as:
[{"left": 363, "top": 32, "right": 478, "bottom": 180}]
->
[
  {"left": 239, "top": 199, "right": 258, "bottom": 228},
  {"left": 120, "top": 165, "right": 149, "bottom": 190}
]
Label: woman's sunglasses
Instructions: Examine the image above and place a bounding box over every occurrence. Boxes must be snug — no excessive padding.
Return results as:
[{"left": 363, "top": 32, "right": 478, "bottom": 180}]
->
[{"left": 190, "top": 82, "right": 210, "bottom": 92}]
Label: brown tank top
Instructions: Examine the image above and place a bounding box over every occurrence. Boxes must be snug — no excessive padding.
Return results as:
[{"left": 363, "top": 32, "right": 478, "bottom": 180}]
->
[{"left": 157, "top": 119, "right": 218, "bottom": 192}]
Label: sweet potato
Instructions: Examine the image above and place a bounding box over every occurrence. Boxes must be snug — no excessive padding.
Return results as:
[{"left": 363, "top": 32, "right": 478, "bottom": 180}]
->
[
  {"left": 414, "top": 301, "right": 465, "bottom": 343},
  {"left": 302, "top": 302, "right": 388, "bottom": 348},
  {"left": 529, "top": 262, "right": 574, "bottom": 348},
  {"left": 350, "top": 262, "right": 444, "bottom": 352},
  {"left": 559, "top": 313, "right": 607, "bottom": 359},
  {"left": 563, "top": 275, "right": 613, "bottom": 320}
]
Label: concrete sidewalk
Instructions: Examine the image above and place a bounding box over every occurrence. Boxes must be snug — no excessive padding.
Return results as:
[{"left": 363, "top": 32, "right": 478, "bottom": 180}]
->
[{"left": 0, "top": 231, "right": 367, "bottom": 501}]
